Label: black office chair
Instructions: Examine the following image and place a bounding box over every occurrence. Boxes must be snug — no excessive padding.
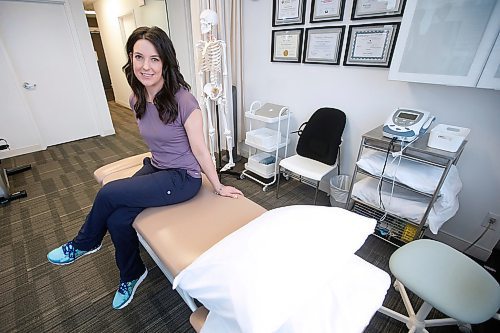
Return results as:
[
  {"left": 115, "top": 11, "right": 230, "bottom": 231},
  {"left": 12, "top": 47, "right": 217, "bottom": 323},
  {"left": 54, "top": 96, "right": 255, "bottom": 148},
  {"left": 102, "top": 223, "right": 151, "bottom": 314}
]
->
[{"left": 276, "top": 107, "right": 346, "bottom": 204}]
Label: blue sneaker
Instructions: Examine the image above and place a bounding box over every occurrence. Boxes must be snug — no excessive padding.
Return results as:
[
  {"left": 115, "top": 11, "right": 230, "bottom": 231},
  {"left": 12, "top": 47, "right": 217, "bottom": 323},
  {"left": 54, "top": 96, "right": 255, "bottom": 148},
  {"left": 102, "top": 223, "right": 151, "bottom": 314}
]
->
[
  {"left": 47, "top": 241, "right": 101, "bottom": 265},
  {"left": 112, "top": 269, "right": 148, "bottom": 310}
]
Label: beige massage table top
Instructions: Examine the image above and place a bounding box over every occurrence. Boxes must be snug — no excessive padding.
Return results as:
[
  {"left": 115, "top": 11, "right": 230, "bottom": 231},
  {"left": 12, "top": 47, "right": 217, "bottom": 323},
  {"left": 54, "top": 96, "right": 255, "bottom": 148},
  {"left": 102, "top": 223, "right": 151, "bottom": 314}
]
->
[{"left": 101, "top": 167, "right": 267, "bottom": 277}]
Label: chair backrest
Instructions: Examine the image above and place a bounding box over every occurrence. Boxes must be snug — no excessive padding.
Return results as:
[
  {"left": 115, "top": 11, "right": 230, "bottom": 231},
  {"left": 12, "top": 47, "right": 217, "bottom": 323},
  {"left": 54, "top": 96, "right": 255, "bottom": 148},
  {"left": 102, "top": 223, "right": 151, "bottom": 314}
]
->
[{"left": 296, "top": 107, "right": 346, "bottom": 165}]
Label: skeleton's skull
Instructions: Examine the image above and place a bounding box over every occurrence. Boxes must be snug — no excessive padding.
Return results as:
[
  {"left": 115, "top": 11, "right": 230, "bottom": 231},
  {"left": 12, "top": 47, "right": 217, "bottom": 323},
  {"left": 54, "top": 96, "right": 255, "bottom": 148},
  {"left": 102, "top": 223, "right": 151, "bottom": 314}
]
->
[{"left": 200, "top": 9, "right": 218, "bottom": 34}]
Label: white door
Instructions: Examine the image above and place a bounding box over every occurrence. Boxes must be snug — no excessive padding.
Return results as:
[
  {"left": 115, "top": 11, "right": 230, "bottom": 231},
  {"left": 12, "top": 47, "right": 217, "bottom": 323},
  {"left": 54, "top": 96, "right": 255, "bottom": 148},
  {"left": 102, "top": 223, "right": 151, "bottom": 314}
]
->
[
  {"left": 0, "top": 0, "right": 99, "bottom": 147},
  {"left": 0, "top": 37, "right": 44, "bottom": 158}
]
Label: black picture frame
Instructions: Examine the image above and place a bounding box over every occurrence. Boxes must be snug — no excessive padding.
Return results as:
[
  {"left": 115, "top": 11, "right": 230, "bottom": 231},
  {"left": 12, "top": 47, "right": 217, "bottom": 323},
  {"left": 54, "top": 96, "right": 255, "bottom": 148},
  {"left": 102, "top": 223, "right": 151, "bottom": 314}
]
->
[
  {"left": 343, "top": 22, "right": 400, "bottom": 68},
  {"left": 310, "top": 0, "right": 346, "bottom": 23},
  {"left": 271, "top": 28, "right": 304, "bottom": 63},
  {"left": 351, "top": 0, "right": 406, "bottom": 20},
  {"left": 303, "top": 26, "right": 345, "bottom": 65},
  {"left": 272, "top": 0, "right": 306, "bottom": 27}
]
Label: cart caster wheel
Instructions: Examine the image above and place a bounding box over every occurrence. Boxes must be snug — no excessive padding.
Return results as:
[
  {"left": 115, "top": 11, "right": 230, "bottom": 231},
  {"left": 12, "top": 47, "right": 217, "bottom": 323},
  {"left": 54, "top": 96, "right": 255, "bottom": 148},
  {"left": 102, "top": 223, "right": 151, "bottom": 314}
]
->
[
  {"left": 284, "top": 175, "right": 290, "bottom": 181},
  {"left": 240, "top": 174, "right": 245, "bottom": 180},
  {"left": 263, "top": 186, "right": 268, "bottom": 192}
]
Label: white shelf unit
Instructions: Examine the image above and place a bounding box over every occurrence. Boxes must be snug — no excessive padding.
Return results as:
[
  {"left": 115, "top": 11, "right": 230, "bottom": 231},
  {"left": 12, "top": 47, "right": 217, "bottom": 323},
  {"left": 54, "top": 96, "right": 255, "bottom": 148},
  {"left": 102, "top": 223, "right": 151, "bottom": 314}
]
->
[{"left": 241, "top": 101, "right": 291, "bottom": 191}]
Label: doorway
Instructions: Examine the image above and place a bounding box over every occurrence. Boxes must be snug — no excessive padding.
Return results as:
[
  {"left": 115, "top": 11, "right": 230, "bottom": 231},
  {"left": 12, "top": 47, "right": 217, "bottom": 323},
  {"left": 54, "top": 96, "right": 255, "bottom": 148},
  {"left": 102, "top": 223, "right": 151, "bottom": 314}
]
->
[{"left": 86, "top": 14, "right": 114, "bottom": 101}]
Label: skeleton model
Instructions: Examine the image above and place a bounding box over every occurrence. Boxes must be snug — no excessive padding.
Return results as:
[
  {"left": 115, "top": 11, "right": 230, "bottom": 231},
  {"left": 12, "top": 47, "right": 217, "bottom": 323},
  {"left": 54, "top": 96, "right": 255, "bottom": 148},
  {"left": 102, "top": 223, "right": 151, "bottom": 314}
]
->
[{"left": 196, "top": 9, "right": 234, "bottom": 172}]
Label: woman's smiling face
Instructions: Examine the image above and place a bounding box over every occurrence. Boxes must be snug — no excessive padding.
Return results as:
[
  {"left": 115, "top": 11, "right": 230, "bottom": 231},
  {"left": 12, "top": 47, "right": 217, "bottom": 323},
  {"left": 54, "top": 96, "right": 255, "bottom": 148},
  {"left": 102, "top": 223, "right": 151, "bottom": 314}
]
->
[{"left": 131, "top": 39, "right": 164, "bottom": 96}]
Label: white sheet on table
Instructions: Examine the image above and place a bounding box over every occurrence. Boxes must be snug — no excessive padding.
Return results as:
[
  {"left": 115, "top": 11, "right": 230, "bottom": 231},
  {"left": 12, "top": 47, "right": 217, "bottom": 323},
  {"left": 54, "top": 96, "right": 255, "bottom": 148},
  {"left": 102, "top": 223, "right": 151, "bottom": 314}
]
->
[
  {"left": 275, "top": 254, "right": 390, "bottom": 333},
  {"left": 356, "top": 150, "right": 462, "bottom": 207},
  {"left": 173, "top": 206, "right": 385, "bottom": 333},
  {"left": 201, "top": 254, "right": 390, "bottom": 333},
  {"left": 352, "top": 177, "right": 459, "bottom": 234}
]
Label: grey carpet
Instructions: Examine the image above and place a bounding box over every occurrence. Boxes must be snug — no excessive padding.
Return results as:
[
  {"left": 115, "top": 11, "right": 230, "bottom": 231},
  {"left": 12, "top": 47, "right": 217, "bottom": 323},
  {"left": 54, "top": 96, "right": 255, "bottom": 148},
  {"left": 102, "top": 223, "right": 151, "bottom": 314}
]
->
[{"left": 1, "top": 102, "right": 498, "bottom": 332}]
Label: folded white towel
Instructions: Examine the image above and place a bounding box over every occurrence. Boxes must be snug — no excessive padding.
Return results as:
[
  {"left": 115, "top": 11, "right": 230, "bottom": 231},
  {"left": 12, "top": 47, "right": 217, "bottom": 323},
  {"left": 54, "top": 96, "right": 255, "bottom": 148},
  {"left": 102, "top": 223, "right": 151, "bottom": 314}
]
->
[
  {"left": 356, "top": 150, "right": 462, "bottom": 207},
  {"left": 352, "top": 177, "right": 459, "bottom": 234}
]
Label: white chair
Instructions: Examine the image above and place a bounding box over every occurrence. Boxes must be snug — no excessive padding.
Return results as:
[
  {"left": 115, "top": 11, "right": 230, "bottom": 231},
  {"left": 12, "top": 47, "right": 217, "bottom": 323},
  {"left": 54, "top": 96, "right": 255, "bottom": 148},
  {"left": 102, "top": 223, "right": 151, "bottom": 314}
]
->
[
  {"left": 276, "top": 107, "right": 346, "bottom": 204},
  {"left": 379, "top": 239, "right": 500, "bottom": 333}
]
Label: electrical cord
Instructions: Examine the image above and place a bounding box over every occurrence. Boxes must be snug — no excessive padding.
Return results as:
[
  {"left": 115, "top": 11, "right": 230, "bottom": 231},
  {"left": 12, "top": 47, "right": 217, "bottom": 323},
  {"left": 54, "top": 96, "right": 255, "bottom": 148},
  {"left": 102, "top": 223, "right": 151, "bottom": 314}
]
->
[
  {"left": 375, "top": 134, "right": 429, "bottom": 234},
  {"left": 377, "top": 137, "right": 397, "bottom": 214},
  {"left": 463, "top": 223, "right": 493, "bottom": 254},
  {"left": 387, "top": 153, "right": 403, "bottom": 207},
  {"left": 391, "top": 136, "right": 419, "bottom": 158},
  {"left": 379, "top": 137, "right": 419, "bottom": 221}
]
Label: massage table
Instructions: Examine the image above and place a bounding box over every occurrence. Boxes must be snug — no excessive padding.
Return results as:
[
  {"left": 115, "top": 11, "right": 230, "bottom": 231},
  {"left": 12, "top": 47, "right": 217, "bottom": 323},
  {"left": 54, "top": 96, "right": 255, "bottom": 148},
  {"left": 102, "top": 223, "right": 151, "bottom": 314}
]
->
[
  {"left": 94, "top": 153, "right": 390, "bottom": 333},
  {"left": 94, "top": 153, "right": 266, "bottom": 330}
]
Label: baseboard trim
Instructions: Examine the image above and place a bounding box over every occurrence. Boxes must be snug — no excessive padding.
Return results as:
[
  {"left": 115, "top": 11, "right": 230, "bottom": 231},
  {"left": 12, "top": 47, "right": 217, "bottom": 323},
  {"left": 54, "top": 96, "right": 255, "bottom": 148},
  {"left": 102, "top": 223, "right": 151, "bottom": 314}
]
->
[
  {"left": 100, "top": 129, "right": 116, "bottom": 137},
  {"left": 0, "top": 144, "right": 45, "bottom": 159}
]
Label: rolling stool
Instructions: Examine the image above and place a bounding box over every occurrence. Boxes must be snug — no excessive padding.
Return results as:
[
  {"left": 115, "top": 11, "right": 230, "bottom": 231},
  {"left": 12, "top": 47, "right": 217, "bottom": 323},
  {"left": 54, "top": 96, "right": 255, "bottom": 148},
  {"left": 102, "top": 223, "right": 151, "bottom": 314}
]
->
[{"left": 378, "top": 239, "right": 500, "bottom": 333}]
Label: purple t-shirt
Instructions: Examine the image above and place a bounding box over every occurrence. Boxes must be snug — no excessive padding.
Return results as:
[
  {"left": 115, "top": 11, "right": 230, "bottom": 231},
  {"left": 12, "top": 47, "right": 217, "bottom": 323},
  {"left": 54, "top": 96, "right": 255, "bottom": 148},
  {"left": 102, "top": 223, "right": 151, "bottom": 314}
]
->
[{"left": 130, "top": 89, "right": 201, "bottom": 178}]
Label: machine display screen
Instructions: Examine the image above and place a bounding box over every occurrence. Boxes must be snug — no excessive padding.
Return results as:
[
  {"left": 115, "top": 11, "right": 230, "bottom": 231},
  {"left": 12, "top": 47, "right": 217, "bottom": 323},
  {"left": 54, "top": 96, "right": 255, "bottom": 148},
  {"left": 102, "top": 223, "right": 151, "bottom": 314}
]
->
[{"left": 398, "top": 112, "right": 418, "bottom": 120}]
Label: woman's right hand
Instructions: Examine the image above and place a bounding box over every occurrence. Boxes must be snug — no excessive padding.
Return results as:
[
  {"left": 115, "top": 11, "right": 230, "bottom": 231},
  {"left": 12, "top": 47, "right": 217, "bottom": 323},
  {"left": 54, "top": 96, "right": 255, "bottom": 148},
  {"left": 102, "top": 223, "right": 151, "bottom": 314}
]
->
[{"left": 216, "top": 185, "right": 243, "bottom": 199}]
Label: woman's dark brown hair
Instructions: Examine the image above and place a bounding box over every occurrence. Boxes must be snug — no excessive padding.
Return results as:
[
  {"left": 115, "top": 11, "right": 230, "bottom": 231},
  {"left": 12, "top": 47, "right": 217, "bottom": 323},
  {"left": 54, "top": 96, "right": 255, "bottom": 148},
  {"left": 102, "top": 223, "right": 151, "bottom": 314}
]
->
[{"left": 122, "top": 26, "right": 190, "bottom": 124}]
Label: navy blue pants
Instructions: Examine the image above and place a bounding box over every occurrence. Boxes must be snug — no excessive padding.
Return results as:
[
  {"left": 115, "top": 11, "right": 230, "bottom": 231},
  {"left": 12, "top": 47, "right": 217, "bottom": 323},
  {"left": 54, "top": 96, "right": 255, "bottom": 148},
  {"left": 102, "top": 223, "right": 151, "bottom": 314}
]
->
[{"left": 73, "top": 157, "right": 202, "bottom": 282}]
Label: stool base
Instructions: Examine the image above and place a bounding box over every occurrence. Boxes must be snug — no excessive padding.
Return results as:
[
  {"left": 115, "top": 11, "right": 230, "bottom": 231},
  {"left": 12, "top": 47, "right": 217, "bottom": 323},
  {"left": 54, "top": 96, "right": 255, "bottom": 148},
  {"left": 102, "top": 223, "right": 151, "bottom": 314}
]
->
[{"left": 378, "top": 280, "right": 472, "bottom": 333}]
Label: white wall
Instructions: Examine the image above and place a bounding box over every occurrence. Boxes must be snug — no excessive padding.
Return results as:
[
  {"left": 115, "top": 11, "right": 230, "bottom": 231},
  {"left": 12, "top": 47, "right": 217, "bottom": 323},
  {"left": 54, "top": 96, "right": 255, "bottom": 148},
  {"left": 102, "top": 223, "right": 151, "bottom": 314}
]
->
[
  {"left": 166, "top": 0, "right": 196, "bottom": 96},
  {"left": 94, "top": 0, "right": 169, "bottom": 107},
  {"left": 94, "top": 0, "right": 195, "bottom": 108},
  {"left": 69, "top": 0, "right": 115, "bottom": 137},
  {"left": 242, "top": 0, "right": 500, "bottom": 259}
]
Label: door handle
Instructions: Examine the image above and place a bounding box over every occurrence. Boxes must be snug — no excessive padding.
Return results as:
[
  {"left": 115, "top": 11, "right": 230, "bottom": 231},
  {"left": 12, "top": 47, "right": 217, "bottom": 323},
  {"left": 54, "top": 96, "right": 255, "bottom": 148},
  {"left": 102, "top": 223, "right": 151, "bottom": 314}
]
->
[{"left": 23, "top": 82, "right": 37, "bottom": 90}]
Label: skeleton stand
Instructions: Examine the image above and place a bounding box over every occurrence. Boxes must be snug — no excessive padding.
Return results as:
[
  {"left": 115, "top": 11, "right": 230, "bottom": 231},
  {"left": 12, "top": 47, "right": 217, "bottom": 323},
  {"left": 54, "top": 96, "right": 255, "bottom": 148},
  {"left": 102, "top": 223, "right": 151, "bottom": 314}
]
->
[{"left": 214, "top": 105, "right": 240, "bottom": 178}]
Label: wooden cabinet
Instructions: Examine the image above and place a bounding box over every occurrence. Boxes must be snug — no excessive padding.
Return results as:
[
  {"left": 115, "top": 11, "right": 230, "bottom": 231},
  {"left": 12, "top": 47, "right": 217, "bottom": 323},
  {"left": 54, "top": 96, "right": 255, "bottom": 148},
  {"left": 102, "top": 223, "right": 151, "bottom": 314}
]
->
[{"left": 389, "top": 0, "right": 500, "bottom": 90}]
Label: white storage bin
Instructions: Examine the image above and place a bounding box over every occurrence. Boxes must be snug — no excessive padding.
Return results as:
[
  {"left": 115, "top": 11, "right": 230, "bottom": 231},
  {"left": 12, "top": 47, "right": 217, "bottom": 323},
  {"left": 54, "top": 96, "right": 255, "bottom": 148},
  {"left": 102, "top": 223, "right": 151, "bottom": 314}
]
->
[
  {"left": 245, "top": 128, "right": 283, "bottom": 150},
  {"left": 246, "top": 152, "right": 276, "bottom": 177},
  {"left": 427, "top": 124, "right": 470, "bottom": 152}
]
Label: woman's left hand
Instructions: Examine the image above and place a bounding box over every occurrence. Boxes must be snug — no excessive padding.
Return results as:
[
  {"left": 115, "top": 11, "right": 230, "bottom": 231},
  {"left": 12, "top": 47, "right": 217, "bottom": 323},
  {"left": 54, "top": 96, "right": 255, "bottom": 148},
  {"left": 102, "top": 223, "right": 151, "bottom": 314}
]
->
[{"left": 216, "top": 185, "right": 243, "bottom": 199}]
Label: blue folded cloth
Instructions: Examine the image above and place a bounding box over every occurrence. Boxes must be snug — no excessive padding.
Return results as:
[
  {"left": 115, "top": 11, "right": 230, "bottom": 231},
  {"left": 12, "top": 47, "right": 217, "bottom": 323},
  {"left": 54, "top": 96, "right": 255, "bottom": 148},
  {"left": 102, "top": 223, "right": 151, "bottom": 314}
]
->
[{"left": 259, "top": 156, "right": 276, "bottom": 165}]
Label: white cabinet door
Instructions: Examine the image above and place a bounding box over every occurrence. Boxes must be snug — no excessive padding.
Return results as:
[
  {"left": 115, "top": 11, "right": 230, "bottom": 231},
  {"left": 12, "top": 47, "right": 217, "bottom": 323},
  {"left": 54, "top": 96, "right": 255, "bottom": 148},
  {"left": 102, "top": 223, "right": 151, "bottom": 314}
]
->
[
  {"left": 389, "top": 0, "right": 500, "bottom": 88},
  {"left": 477, "top": 32, "right": 500, "bottom": 90},
  {"left": 0, "top": 0, "right": 99, "bottom": 147}
]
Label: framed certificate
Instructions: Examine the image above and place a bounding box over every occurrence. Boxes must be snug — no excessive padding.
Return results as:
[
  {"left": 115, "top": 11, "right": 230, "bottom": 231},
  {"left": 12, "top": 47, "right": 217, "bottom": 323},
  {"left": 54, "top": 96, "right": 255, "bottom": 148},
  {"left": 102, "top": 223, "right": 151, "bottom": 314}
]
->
[
  {"left": 303, "top": 26, "right": 345, "bottom": 65},
  {"left": 310, "top": 0, "right": 345, "bottom": 23},
  {"left": 344, "top": 23, "right": 400, "bottom": 67},
  {"left": 351, "top": 0, "right": 406, "bottom": 20},
  {"left": 271, "top": 28, "right": 304, "bottom": 63},
  {"left": 273, "top": 0, "right": 306, "bottom": 27}
]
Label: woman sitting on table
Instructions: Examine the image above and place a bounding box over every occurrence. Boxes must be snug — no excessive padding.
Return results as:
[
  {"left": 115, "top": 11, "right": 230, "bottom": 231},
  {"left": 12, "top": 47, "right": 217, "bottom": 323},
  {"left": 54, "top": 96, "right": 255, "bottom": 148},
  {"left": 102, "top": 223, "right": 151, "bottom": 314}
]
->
[{"left": 47, "top": 26, "right": 242, "bottom": 309}]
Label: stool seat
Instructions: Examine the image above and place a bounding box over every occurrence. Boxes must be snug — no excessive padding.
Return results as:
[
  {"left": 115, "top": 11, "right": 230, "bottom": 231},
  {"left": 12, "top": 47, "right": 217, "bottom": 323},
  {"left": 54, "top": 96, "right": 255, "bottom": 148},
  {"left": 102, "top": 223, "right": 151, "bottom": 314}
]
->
[{"left": 389, "top": 239, "right": 500, "bottom": 324}]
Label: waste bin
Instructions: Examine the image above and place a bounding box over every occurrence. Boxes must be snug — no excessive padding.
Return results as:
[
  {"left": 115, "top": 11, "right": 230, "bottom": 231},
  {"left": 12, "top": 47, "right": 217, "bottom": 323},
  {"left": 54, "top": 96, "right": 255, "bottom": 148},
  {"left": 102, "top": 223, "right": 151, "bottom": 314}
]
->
[{"left": 330, "top": 174, "right": 351, "bottom": 207}]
